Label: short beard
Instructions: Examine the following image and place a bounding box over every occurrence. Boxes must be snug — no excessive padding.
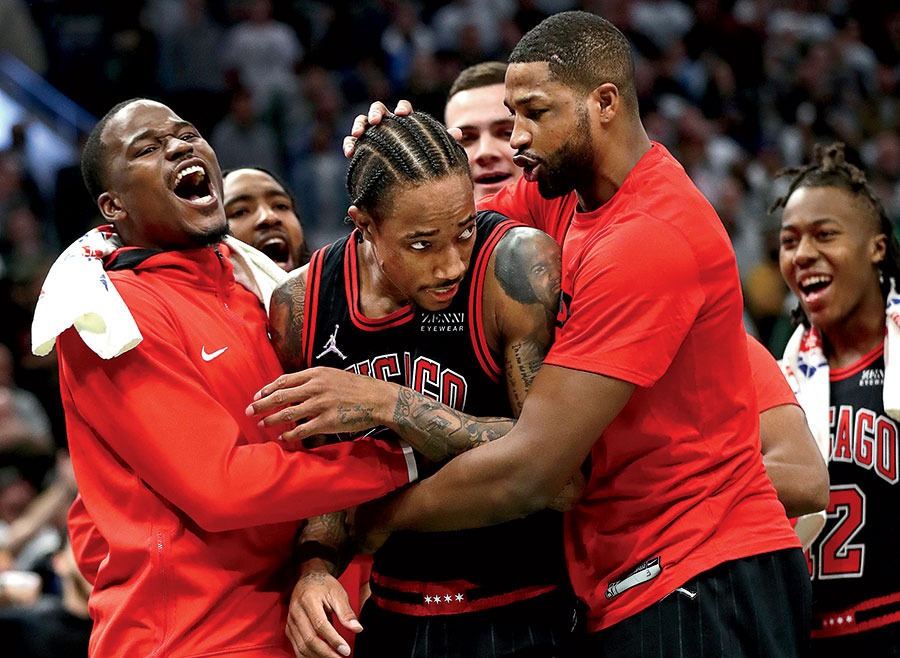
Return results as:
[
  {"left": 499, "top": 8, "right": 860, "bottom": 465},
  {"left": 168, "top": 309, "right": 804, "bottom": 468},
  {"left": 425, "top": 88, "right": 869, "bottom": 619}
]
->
[
  {"left": 537, "top": 109, "right": 593, "bottom": 200},
  {"left": 188, "top": 220, "right": 229, "bottom": 249}
]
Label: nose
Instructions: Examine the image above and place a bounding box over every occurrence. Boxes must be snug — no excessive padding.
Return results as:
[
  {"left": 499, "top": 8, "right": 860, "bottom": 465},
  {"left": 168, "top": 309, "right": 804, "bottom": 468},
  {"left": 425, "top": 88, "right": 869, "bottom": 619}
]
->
[
  {"left": 255, "top": 203, "right": 282, "bottom": 228},
  {"left": 164, "top": 135, "right": 193, "bottom": 159},
  {"left": 434, "top": 245, "right": 467, "bottom": 282},
  {"left": 473, "top": 132, "right": 500, "bottom": 163},
  {"left": 510, "top": 118, "right": 530, "bottom": 151},
  {"left": 793, "top": 234, "right": 818, "bottom": 266}
]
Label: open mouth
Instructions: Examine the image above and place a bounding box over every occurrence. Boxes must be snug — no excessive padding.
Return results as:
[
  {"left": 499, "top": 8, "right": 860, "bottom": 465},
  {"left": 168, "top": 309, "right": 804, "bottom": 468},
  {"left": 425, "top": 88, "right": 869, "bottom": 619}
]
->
[
  {"left": 474, "top": 172, "right": 512, "bottom": 186},
  {"left": 425, "top": 279, "right": 462, "bottom": 300},
  {"left": 799, "top": 274, "right": 832, "bottom": 297},
  {"left": 257, "top": 236, "right": 290, "bottom": 265},
  {"left": 174, "top": 165, "right": 214, "bottom": 203}
]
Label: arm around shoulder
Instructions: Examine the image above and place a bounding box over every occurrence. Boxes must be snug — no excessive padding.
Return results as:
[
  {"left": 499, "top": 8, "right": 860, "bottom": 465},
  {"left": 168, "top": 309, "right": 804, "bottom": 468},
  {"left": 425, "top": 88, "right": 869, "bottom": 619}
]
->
[{"left": 357, "top": 364, "right": 635, "bottom": 535}]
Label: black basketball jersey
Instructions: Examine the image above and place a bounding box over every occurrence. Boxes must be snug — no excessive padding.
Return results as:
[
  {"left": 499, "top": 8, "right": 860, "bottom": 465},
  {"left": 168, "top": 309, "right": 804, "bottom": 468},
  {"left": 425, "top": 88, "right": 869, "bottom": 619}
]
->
[
  {"left": 808, "top": 345, "right": 900, "bottom": 621},
  {"left": 303, "top": 210, "right": 567, "bottom": 596}
]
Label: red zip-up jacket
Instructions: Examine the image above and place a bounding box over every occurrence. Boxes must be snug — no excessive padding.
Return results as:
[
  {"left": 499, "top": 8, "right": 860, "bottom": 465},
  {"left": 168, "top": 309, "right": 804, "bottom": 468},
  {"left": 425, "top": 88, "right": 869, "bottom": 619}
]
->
[{"left": 58, "top": 243, "right": 415, "bottom": 657}]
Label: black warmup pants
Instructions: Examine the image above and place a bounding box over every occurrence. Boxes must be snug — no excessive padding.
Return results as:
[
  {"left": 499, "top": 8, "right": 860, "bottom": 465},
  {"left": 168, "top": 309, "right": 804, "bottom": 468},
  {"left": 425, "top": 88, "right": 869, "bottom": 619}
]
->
[{"left": 574, "top": 548, "right": 811, "bottom": 658}]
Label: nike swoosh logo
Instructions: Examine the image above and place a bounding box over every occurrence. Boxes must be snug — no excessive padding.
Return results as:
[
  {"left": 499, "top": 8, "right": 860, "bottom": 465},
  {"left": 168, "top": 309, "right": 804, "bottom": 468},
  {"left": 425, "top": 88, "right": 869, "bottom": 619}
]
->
[{"left": 201, "top": 346, "right": 228, "bottom": 362}]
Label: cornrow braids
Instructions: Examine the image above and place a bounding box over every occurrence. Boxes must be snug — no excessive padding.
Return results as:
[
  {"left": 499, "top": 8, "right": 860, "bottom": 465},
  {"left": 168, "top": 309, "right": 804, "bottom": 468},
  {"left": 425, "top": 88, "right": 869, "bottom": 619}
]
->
[
  {"left": 770, "top": 141, "right": 900, "bottom": 326},
  {"left": 346, "top": 111, "right": 470, "bottom": 223}
]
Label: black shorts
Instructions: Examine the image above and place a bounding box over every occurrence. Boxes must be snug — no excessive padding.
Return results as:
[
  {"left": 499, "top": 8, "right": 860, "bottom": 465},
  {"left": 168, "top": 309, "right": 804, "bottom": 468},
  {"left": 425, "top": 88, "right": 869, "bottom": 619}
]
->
[
  {"left": 354, "top": 588, "right": 578, "bottom": 658},
  {"left": 573, "top": 548, "right": 811, "bottom": 658}
]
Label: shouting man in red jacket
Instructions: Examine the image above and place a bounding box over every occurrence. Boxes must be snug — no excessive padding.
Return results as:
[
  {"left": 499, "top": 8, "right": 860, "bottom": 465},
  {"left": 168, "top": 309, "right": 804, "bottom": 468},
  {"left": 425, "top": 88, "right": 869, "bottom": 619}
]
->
[{"left": 38, "top": 98, "right": 422, "bottom": 657}]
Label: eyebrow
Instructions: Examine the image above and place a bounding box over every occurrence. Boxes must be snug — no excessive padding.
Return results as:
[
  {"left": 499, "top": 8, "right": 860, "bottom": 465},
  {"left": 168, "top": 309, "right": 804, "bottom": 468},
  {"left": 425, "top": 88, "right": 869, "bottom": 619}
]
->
[
  {"left": 780, "top": 217, "right": 836, "bottom": 230},
  {"left": 402, "top": 215, "right": 475, "bottom": 240},
  {"left": 457, "top": 117, "right": 514, "bottom": 130},
  {"left": 507, "top": 92, "right": 545, "bottom": 108},
  {"left": 224, "top": 189, "right": 291, "bottom": 208},
  {"left": 223, "top": 193, "right": 252, "bottom": 207},
  {"left": 404, "top": 228, "right": 439, "bottom": 239},
  {"left": 129, "top": 121, "right": 195, "bottom": 147}
]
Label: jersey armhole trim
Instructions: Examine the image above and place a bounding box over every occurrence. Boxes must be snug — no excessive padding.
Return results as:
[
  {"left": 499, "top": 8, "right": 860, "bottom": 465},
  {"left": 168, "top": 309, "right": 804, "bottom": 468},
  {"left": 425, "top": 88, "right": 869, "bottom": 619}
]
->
[
  {"left": 469, "top": 219, "right": 520, "bottom": 383},
  {"left": 302, "top": 248, "right": 324, "bottom": 368}
]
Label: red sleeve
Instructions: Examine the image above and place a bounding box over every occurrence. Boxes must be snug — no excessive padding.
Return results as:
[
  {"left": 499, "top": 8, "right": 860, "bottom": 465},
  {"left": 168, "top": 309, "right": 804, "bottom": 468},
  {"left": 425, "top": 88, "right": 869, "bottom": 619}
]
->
[
  {"left": 58, "top": 296, "right": 415, "bottom": 533},
  {"left": 746, "top": 334, "right": 799, "bottom": 412},
  {"left": 477, "top": 176, "right": 576, "bottom": 245},
  {"left": 67, "top": 493, "right": 105, "bottom": 585},
  {"left": 546, "top": 218, "right": 704, "bottom": 386}
]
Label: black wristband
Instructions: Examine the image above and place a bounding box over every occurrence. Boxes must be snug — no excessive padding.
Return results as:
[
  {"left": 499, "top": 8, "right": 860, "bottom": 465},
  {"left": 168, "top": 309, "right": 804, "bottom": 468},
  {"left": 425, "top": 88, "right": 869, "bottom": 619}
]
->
[{"left": 294, "top": 540, "right": 342, "bottom": 567}]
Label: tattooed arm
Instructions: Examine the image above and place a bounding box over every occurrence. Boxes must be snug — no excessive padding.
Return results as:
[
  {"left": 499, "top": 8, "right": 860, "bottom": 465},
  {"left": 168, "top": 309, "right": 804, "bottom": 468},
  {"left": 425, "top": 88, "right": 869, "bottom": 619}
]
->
[
  {"left": 489, "top": 226, "right": 559, "bottom": 414},
  {"left": 287, "top": 512, "right": 364, "bottom": 658},
  {"left": 293, "top": 512, "right": 354, "bottom": 578},
  {"left": 488, "top": 227, "right": 584, "bottom": 513},
  {"left": 268, "top": 269, "right": 368, "bottom": 656},
  {"left": 268, "top": 265, "right": 309, "bottom": 372},
  {"left": 250, "top": 227, "right": 561, "bottom": 462},
  {"left": 382, "top": 226, "right": 560, "bottom": 452},
  {"left": 282, "top": 226, "right": 568, "bottom": 657}
]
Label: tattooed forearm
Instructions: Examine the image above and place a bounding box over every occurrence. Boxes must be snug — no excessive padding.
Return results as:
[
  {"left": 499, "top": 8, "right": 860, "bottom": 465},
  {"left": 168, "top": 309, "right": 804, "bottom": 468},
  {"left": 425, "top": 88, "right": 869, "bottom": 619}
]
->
[
  {"left": 337, "top": 404, "right": 376, "bottom": 426},
  {"left": 391, "top": 387, "right": 513, "bottom": 461},
  {"left": 269, "top": 273, "right": 307, "bottom": 370},
  {"left": 294, "top": 511, "right": 353, "bottom": 576}
]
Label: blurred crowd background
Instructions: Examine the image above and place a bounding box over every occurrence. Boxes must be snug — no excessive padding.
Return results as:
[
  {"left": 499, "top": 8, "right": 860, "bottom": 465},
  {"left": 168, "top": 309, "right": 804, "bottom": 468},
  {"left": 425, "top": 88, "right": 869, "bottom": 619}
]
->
[{"left": 0, "top": 0, "right": 897, "bottom": 649}]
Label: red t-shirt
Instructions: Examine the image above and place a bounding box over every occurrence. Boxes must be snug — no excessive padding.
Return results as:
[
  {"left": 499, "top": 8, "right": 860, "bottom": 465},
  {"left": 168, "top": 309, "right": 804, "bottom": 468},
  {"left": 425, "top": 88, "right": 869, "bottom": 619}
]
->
[
  {"left": 747, "top": 334, "right": 798, "bottom": 413},
  {"left": 481, "top": 144, "right": 799, "bottom": 631}
]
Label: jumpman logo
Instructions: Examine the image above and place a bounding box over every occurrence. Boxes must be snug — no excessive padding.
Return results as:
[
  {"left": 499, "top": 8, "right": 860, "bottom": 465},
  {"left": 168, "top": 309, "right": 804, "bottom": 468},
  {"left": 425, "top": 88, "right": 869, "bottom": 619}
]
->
[{"left": 317, "top": 324, "right": 347, "bottom": 360}]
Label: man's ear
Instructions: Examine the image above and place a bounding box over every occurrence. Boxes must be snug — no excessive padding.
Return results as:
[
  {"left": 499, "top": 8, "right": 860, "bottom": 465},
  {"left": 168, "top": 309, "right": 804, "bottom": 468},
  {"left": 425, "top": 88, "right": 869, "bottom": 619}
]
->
[
  {"left": 97, "top": 192, "right": 125, "bottom": 222},
  {"left": 348, "top": 205, "right": 376, "bottom": 240},
  {"left": 871, "top": 232, "right": 887, "bottom": 265},
  {"left": 590, "top": 82, "right": 619, "bottom": 123}
]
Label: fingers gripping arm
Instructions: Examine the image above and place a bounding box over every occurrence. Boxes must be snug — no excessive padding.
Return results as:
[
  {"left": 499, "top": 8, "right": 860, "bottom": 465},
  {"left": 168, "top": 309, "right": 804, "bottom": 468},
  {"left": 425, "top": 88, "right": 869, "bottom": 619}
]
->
[{"left": 287, "top": 512, "right": 361, "bottom": 658}]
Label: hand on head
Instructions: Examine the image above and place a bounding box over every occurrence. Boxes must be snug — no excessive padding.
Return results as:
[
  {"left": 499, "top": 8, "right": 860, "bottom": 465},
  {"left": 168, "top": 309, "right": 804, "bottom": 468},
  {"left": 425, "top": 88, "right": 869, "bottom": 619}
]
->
[{"left": 342, "top": 100, "right": 462, "bottom": 158}]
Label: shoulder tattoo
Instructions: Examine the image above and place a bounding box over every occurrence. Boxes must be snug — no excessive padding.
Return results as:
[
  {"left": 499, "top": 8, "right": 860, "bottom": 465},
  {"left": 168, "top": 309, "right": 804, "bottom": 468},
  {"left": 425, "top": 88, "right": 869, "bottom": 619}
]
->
[
  {"left": 269, "top": 273, "right": 307, "bottom": 370},
  {"left": 493, "top": 227, "right": 561, "bottom": 317}
]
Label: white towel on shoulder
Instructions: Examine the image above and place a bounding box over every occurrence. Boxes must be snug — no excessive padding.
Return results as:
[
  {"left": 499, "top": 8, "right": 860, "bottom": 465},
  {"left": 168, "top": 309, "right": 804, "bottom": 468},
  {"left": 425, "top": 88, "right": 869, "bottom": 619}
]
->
[
  {"left": 31, "top": 227, "right": 288, "bottom": 360},
  {"left": 225, "top": 234, "right": 289, "bottom": 313},
  {"left": 779, "top": 326, "right": 829, "bottom": 549},
  {"left": 779, "top": 280, "right": 900, "bottom": 547},
  {"left": 31, "top": 227, "right": 138, "bottom": 359},
  {"left": 883, "top": 284, "right": 900, "bottom": 418}
]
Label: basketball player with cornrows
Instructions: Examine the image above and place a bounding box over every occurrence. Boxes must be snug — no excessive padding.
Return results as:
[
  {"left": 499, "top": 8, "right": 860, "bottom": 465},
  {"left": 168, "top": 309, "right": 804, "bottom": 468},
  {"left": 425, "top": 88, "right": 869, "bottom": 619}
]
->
[{"left": 248, "top": 110, "right": 579, "bottom": 657}]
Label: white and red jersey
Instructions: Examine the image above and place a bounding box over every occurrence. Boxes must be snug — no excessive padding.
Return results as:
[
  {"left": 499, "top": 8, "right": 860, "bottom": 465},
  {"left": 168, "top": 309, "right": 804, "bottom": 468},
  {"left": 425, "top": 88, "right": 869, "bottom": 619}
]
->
[{"left": 809, "top": 343, "right": 900, "bottom": 639}]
